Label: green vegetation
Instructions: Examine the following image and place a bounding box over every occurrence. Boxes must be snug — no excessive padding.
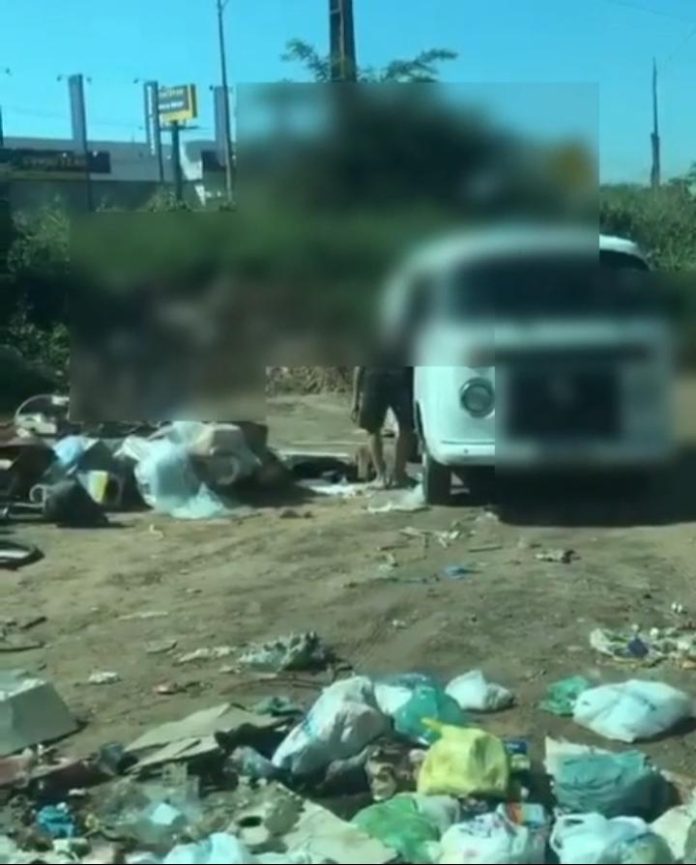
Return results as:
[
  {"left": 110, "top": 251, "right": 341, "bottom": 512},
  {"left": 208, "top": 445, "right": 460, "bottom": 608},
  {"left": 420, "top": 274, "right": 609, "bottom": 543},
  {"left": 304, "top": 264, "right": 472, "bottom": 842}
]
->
[{"left": 2, "top": 36, "right": 695, "bottom": 389}]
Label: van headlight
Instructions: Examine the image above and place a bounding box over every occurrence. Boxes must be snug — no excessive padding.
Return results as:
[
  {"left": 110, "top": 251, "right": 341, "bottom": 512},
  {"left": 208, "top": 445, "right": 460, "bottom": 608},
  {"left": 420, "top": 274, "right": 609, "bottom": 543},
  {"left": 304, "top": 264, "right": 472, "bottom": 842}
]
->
[{"left": 461, "top": 378, "right": 494, "bottom": 417}]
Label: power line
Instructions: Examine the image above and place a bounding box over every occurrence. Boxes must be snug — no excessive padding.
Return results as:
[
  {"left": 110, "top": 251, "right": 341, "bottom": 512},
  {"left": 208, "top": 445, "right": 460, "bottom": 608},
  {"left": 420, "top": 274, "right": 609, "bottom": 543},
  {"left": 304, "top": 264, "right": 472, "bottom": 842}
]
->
[
  {"left": 603, "top": 0, "right": 696, "bottom": 24},
  {"left": 664, "top": 21, "right": 696, "bottom": 67}
]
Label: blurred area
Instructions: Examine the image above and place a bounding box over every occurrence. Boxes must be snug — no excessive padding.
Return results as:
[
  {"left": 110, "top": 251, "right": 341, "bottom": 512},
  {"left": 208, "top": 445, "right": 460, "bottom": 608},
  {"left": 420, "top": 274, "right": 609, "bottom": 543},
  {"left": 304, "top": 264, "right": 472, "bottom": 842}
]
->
[{"left": 67, "top": 82, "right": 598, "bottom": 421}]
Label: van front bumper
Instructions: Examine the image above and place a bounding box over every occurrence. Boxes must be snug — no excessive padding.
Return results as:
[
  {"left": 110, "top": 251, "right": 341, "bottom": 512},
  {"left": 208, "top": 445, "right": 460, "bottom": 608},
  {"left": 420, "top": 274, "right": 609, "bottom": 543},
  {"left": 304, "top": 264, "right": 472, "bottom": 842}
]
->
[{"left": 428, "top": 438, "right": 676, "bottom": 471}]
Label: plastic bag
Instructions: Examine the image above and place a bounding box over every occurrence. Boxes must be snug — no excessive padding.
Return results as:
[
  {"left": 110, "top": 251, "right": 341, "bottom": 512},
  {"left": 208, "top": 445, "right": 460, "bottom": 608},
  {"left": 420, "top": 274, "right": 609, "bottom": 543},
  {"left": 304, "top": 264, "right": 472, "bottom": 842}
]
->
[
  {"left": 548, "top": 741, "right": 669, "bottom": 818},
  {"left": 652, "top": 804, "right": 696, "bottom": 862},
  {"left": 134, "top": 440, "right": 232, "bottom": 519},
  {"left": 394, "top": 685, "right": 467, "bottom": 745},
  {"left": 551, "top": 814, "right": 674, "bottom": 864},
  {"left": 573, "top": 680, "right": 693, "bottom": 743},
  {"left": 539, "top": 677, "right": 591, "bottom": 717},
  {"left": 446, "top": 671, "right": 514, "bottom": 713},
  {"left": 439, "top": 806, "right": 547, "bottom": 864},
  {"left": 374, "top": 674, "right": 440, "bottom": 717},
  {"left": 272, "top": 677, "right": 388, "bottom": 776},
  {"left": 417, "top": 724, "right": 510, "bottom": 799},
  {"left": 352, "top": 794, "right": 443, "bottom": 864},
  {"left": 164, "top": 833, "right": 255, "bottom": 864}
]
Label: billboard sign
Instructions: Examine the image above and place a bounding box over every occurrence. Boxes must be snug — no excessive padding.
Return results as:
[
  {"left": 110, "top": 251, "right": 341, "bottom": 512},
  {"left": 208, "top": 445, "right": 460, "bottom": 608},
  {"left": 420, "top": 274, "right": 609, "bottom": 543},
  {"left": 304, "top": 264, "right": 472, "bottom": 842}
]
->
[
  {"left": 0, "top": 148, "right": 111, "bottom": 180},
  {"left": 158, "top": 84, "right": 198, "bottom": 124}
]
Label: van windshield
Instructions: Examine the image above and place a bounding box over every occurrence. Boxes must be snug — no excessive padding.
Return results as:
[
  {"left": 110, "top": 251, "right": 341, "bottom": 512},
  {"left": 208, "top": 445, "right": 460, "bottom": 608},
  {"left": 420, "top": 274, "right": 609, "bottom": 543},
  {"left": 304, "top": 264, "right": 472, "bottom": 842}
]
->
[{"left": 446, "top": 251, "right": 660, "bottom": 319}]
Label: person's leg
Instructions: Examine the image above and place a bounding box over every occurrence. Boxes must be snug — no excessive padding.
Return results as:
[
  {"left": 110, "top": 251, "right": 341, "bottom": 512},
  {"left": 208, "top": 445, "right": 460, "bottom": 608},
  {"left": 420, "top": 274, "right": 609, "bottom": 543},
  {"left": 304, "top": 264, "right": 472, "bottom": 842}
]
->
[
  {"left": 393, "top": 428, "right": 416, "bottom": 487},
  {"left": 367, "top": 430, "right": 389, "bottom": 488},
  {"left": 389, "top": 378, "right": 416, "bottom": 487},
  {"left": 358, "top": 375, "right": 389, "bottom": 486}
]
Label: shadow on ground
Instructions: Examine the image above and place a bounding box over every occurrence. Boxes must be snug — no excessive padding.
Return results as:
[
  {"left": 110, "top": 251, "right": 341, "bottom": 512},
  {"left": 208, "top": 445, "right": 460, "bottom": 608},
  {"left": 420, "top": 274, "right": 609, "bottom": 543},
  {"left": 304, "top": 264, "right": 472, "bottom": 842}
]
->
[{"left": 452, "top": 446, "right": 696, "bottom": 528}]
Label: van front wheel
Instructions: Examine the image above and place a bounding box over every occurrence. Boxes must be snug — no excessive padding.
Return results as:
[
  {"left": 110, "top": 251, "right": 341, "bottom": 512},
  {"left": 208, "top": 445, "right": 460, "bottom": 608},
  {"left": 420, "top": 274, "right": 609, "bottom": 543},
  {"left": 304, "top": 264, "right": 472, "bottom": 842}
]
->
[{"left": 423, "top": 451, "right": 451, "bottom": 505}]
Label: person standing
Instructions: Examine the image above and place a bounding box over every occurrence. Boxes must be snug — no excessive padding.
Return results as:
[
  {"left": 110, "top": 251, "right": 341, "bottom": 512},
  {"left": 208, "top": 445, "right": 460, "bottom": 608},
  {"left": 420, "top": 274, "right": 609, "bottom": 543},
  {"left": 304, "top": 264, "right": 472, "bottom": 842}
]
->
[{"left": 351, "top": 365, "right": 415, "bottom": 488}]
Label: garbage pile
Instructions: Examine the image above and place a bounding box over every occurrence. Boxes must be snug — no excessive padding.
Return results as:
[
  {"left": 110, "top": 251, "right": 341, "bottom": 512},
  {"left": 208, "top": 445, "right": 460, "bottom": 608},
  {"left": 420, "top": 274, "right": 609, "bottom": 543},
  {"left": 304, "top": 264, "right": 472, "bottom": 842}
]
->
[
  {"left": 2, "top": 662, "right": 696, "bottom": 863},
  {"left": 0, "top": 392, "right": 294, "bottom": 540}
]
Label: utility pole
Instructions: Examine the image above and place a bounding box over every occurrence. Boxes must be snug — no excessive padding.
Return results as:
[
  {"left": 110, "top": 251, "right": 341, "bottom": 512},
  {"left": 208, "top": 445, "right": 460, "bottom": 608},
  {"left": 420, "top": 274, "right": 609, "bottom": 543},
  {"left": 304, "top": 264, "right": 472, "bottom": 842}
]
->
[
  {"left": 170, "top": 121, "right": 183, "bottom": 202},
  {"left": 66, "top": 74, "right": 93, "bottom": 212},
  {"left": 329, "top": 0, "right": 357, "bottom": 82},
  {"left": 215, "top": 0, "right": 234, "bottom": 204},
  {"left": 650, "top": 57, "right": 661, "bottom": 189}
]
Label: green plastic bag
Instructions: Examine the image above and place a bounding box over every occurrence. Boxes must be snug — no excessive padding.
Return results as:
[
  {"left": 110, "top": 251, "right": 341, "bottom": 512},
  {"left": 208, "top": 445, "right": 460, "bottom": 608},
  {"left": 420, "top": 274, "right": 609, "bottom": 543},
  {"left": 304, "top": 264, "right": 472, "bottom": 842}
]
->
[
  {"left": 352, "top": 795, "right": 441, "bottom": 864},
  {"left": 617, "top": 832, "right": 674, "bottom": 863},
  {"left": 554, "top": 750, "right": 670, "bottom": 819},
  {"left": 393, "top": 685, "right": 466, "bottom": 745},
  {"left": 539, "top": 676, "right": 591, "bottom": 717}
]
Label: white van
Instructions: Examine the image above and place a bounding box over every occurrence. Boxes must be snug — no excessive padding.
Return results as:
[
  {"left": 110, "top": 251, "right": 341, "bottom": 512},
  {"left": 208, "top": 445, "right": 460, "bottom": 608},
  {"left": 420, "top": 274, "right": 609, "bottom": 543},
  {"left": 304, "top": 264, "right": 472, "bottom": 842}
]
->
[{"left": 381, "top": 225, "right": 675, "bottom": 504}]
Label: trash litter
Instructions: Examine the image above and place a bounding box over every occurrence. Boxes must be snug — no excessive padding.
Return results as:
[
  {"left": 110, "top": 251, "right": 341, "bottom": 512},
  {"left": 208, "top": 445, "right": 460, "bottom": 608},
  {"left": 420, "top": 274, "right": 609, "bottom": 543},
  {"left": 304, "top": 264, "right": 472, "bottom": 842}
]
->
[
  {"left": 36, "top": 803, "right": 76, "bottom": 839},
  {"left": 272, "top": 677, "right": 388, "bottom": 777},
  {"left": 0, "top": 540, "right": 43, "bottom": 570},
  {"left": 417, "top": 724, "right": 510, "bottom": 799},
  {"left": 367, "top": 485, "right": 429, "bottom": 513},
  {"left": 42, "top": 478, "right": 109, "bottom": 527},
  {"left": 98, "top": 776, "right": 204, "bottom": 854},
  {"left": 79, "top": 469, "right": 125, "bottom": 508},
  {"left": 535, "top": 548, "right": 578, "bottom": 564},
  {"left": 229, "top": 746, "right": 284, "bottom": 782},
  {"left": 120, "top": 610, "right": 170, "bottom": 621},
  {"left": 505, "top": 739, "right": 532, "bottom": 774},
  {"left": 254, "top": 696, "right": 304, "bottom": 718},
  {"left": 14, "top": 393, "right": 70, "bottom": 438},
  {"left": 550, "top": 814, "right": 674, "bottom": 864},
  {"left": 539, "top": 677, "right": 592, "bottom": 717},
  {"left": 573, "top": 679, "right": 693, "bottom": 743},
  {"left": 163, "top": 832, "right": 255, "bottom": 864},
  {"left": 87, "top": 671, "right": 121, "bottom": 685},
  {"left": 651, "top": 799, "right": 696, "bottom": 861},
  {"left": 176, "top": 646, "right": 234, "bottom": 664},
  {"left": 439, "top": 804, "right": 548, "bottom": 864},
  {"left": 0, "top": 670, "right": 78, "bottom": 757},
  {"left": 545, "top": 738, "right": 672, "bottom": 819},
  {"left": 590, "top": 626, "right": 696, "bottom": 668},
  {"left": 241, "top": 633, "right": 332, "bottom": 673},
  {"left": 445, "top": 671, "right": 514, "bottom": 713},
  {"left": 393, "top": 683, "right": 468, "bottom": 745},
  {"left": 353, "top": 794, "right": 453, "bottom": 864},
  {"left": 145, "top": 639, "right": 178, "bottom": 655},
  {"left": 682, "top": 817, "right": 696, "bottom": 864},
  {"left": 134, "top": 438, "right": 235, "bottom": 520},
  {"left": 126, "top": 703, "right": 283, "bottom": 772},
  {"left": 440, "top": 565, "right": 476, "bottom": 581}
]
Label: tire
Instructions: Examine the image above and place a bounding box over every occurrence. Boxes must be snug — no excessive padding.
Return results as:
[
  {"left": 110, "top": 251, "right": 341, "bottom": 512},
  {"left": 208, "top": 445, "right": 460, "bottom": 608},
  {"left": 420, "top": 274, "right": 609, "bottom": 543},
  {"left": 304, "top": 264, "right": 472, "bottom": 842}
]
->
[
  {"left": 423, "top": 451, "right": 451, "bottom": 505},
  {"left": 463, "top": 467, "right": 497, "bottom": 503}
]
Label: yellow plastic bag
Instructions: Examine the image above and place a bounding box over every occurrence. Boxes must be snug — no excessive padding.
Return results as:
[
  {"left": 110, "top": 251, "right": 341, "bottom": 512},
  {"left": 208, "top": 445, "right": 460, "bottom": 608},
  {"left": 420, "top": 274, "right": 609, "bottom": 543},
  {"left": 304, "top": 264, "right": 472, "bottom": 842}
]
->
[{"left": 417, "top": 722, "right": 510, "bottom": 798}]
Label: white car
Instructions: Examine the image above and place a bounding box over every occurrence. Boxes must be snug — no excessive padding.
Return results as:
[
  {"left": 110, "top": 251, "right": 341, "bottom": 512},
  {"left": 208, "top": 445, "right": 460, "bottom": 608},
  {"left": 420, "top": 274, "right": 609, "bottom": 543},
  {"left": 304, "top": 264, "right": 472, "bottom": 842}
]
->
[{"left": 381, "top": 224, "right": 675, "bottom": 504}]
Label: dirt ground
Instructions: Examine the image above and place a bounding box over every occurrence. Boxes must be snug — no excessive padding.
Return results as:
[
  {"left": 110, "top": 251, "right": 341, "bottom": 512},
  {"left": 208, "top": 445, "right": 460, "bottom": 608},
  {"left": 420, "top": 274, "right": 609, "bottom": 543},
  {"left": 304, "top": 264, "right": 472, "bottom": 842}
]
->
[{"left": 3, "top": 383, "right": 696, "bottom": 779}]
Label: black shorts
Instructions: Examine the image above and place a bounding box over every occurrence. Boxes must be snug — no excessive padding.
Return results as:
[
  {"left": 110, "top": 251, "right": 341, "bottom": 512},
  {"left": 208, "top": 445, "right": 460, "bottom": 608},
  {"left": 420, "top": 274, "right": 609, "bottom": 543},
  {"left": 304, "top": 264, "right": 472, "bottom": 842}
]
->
[{"left": 358, "top": 371, "right": 415, "bottom": 434}]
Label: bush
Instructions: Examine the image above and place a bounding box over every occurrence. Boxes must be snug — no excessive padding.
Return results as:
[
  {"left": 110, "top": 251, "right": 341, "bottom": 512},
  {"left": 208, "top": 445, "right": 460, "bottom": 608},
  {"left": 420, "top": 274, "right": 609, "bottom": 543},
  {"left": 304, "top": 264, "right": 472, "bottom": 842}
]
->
[{"left": 4, "top": 182, "right": 696, "bottom": 393}]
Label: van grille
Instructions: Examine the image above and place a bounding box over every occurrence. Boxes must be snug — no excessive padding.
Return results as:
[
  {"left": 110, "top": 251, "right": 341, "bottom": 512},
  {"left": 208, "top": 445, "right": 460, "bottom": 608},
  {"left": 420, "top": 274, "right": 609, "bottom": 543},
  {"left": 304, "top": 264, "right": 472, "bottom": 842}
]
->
[{"left": 508, "top": 367, "right": 619, "bottom": 439}]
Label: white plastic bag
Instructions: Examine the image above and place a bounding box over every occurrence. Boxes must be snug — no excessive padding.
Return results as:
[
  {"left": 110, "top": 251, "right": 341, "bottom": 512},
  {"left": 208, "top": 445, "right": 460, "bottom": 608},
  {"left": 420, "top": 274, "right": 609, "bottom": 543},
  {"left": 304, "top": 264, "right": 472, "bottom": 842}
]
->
[
  {"left": 550, "top": 814, "right": 672, "bottom": 864},
  {"left": 439, "top": 808, "right": 546, "bottom": 864},
  {"left": 446, "top": 671, "right": 514, "bottom": 712},
  {"left": 272, "top": 677, "right": 388, "bottom": 776},
  {"left": 164, "top": 833, "right": 255, "bottom": 864},
  {"left": 573, "top": 680, "right": 693, "bottom": 743},
  {"left": 134, "top": 440, "right": 231, "bottom": 519}
]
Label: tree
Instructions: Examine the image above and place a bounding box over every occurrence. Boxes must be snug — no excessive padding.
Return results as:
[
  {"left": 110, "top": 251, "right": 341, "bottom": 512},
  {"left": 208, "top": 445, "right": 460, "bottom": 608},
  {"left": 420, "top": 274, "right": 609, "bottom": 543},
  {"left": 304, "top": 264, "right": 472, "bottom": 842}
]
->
[{"left": 282, "top": 39, "right": 457, "bottom": 83}]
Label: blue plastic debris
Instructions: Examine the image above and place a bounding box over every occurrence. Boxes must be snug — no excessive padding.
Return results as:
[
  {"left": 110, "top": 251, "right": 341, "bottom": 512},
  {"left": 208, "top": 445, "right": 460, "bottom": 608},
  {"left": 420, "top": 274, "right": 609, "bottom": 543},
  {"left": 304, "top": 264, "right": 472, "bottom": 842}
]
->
[
  {"left": 36, "top": 803, "right": 76, "bottom": 839},
  {"left": 441, "top": 564, "right": 476, "bottom": 580}
]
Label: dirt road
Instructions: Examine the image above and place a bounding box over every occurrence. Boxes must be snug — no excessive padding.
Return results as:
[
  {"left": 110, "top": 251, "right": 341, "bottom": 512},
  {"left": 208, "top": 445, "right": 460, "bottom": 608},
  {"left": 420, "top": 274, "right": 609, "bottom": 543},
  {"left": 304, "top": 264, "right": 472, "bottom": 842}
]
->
[{"left": 2, "top": 390, "right": 696, "bottom": 777}]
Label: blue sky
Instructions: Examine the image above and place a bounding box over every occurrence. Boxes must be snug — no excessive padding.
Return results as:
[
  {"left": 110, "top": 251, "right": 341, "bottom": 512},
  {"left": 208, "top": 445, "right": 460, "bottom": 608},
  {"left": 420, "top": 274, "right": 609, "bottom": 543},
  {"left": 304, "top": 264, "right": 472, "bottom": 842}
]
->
[{"left": 1, "top": 0, "right": 696, "bottom": 183}]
